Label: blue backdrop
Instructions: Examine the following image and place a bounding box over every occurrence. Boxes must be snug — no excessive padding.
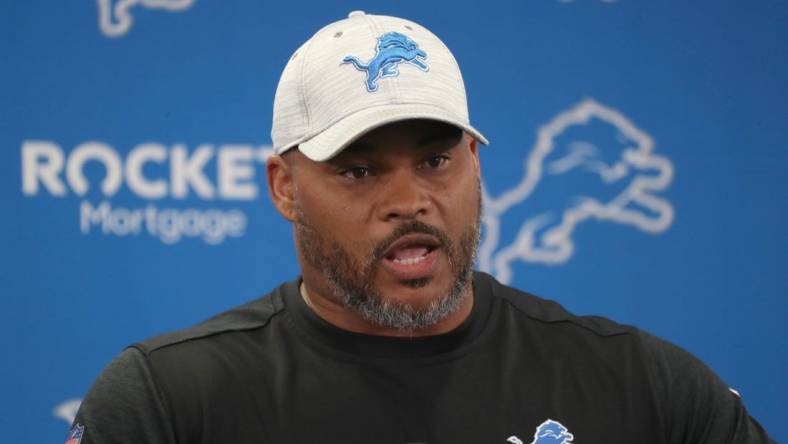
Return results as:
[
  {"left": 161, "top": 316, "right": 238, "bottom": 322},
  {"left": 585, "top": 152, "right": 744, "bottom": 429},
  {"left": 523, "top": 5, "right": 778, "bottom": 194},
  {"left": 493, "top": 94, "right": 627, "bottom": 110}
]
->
[{"left": 2, "top": 1, "right": 786, "bottom": 442}]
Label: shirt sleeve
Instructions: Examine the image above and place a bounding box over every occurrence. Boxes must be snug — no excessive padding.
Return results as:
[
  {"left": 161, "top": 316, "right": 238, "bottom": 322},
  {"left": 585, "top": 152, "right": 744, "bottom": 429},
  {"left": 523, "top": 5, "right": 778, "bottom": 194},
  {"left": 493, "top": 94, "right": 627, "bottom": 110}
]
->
[
  {"left": 639, "top": 330, "right": 775, "bottom": 444},
  {"left": 69, "top": 346, "right": 177, "bottom": 444}
]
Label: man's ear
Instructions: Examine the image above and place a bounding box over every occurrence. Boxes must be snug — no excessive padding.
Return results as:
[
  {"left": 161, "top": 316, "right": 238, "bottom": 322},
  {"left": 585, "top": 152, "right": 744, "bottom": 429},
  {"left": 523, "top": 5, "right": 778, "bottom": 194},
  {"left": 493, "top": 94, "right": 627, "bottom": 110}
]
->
[
  {"left": 266, "top": 154, "right": 297, "bottom": 222},
  {"left": 467, "top": 135, "right": 481, "bottom": 179}
]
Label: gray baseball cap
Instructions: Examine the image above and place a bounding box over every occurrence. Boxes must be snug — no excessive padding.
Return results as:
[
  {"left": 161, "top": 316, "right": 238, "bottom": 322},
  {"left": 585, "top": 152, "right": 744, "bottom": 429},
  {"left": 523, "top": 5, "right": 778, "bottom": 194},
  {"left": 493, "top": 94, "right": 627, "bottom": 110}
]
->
[{"left": 271, "top": 11, "right": 488, "bottom": 161}]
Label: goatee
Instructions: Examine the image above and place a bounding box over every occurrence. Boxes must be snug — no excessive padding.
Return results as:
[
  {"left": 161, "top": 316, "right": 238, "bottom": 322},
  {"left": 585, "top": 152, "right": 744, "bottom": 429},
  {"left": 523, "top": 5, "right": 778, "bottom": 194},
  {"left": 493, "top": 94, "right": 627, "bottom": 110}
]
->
[{"left": 294, "top": 193, "right": 481, "bottom": 332}]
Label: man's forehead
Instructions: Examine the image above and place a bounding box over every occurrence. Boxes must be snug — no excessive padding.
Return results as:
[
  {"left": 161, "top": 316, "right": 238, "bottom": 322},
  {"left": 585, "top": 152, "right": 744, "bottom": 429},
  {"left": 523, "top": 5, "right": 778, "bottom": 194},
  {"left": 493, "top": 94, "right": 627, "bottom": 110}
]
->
[{"left": 340, "top": 119, "right": 464, "bottom": 155}]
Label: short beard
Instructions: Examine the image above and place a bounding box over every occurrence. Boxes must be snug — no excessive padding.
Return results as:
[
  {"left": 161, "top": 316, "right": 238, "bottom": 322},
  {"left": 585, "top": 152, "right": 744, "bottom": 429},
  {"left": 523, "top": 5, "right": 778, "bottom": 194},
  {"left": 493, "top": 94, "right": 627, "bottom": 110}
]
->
[{"left": 294, "top": 188, "right": 481, "bottom": 332}]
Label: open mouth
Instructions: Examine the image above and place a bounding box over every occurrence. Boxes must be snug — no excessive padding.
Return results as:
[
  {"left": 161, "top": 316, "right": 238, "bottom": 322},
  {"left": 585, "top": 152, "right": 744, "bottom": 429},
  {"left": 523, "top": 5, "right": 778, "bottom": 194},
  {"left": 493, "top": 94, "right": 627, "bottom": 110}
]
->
[
  {"left": 380, "top": 233, "right": 442, "bottom": 280},
  {"left": 387, "top": 245, "right": 436, "bottom": 265}
]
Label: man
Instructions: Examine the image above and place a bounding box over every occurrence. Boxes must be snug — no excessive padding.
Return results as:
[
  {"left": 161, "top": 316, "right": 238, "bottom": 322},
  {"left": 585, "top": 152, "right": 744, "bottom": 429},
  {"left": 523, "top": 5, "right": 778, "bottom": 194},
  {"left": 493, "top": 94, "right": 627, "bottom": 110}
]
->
[{"left": 70, "top": 11, "right": 774, "bottom": 443}]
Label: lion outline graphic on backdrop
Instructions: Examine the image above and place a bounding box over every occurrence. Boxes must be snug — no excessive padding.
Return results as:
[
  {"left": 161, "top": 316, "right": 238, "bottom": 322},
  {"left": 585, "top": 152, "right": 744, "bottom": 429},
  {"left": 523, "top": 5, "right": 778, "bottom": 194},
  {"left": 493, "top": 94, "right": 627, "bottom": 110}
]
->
[
  {"left": 479, "top": 98, "right": 674, "bottom": 283},
  {"left": 97, "top": 0, "right": 195, "bottom": 37}
]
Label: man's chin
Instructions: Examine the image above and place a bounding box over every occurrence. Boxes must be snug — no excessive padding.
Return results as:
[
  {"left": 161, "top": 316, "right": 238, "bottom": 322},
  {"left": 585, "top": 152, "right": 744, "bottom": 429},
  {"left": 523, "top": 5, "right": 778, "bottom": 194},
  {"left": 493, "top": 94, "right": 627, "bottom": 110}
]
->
[
  {"left": 401, "top": 277, "right": 431, "bottom": 289},
  {"left": 334, "top": 265, "right": 473, "bottom": 331},
  {"left": 375, "top": 276, "right": 466, "bottom": 310}
]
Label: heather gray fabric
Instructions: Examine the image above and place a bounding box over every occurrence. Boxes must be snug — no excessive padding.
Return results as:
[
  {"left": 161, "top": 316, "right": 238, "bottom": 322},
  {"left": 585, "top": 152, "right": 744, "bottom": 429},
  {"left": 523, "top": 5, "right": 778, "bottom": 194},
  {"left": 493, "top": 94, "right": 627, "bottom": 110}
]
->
[{"left": 271, "top": 12, "right": 487, "bottom": 161}]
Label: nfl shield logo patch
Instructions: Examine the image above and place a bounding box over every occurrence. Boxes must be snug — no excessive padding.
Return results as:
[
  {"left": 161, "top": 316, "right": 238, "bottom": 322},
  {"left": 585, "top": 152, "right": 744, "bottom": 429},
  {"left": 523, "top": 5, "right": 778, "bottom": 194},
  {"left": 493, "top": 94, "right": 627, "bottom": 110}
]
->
[{"left": 64, "top": 424, "right": 84, "bottom": 444}]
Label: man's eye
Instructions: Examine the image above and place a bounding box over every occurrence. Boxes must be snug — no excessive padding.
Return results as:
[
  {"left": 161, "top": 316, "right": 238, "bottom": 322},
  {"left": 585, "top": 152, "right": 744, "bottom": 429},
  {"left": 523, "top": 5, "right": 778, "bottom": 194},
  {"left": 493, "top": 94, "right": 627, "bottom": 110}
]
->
[
  {"left": 341, "top": 167, "right": 370, "bottom": 179},
  {"left": 423, "top": 155, "right": 449, "bottom": 169}
]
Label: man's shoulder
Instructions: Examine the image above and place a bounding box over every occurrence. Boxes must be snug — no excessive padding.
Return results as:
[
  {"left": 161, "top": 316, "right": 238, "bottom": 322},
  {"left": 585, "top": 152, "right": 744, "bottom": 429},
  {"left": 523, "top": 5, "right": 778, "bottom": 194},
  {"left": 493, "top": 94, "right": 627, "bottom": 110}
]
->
[
  {"left": 134, "top": 280, "right": 293, "bottom": 355},
  {"left": 476, "top": 271, "right": 639, "bottom": 339}
]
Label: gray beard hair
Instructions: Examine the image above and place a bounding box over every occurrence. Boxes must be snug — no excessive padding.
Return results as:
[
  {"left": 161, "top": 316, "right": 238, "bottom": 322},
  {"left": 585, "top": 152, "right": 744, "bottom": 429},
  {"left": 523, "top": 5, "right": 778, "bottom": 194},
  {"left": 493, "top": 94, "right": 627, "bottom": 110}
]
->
[
  {"left": 348, "top": 274, "right": 470, "bottom": 332},
  {"left": 336, "top": 226, "right": 477, "bottom": 332},
  {"left": 294, "top": 191, "right": 481, "bottom": 332}
]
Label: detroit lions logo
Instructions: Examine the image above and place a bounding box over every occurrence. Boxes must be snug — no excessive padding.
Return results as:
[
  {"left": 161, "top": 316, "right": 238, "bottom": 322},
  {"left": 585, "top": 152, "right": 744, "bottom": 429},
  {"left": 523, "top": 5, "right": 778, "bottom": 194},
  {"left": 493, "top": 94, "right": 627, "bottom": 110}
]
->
[
  {"left": 342, "top": 32, "right": 428, "bottom": 92},
  {"left": 530, "top": 419, "right": 575, "bottom": 444},
  {"left": 97, "top": 0, "right": 195, "bottom": 38},
  {"left": 506, "top": 419, "right": 574, "bottom": 444},
  {"left": 479, "top": 98, "right": 674, "bottom": 283}
]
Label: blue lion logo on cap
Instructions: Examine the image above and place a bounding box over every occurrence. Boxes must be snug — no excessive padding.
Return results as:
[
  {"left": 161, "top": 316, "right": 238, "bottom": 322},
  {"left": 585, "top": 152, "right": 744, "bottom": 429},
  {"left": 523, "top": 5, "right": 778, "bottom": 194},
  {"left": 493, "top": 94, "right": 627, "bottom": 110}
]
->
[
  {"left": 342, "top": 32, "right": 428, "bottom": 92},
  {"left": 531, "top": 419, "right": 574, "bottom": 444}
]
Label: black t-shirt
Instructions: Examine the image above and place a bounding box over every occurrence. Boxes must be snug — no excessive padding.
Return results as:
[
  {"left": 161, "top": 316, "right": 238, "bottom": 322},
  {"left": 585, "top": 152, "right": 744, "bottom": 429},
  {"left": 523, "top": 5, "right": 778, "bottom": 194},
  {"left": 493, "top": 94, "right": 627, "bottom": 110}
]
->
[{"left": 70, "top": 272, "right": 774, "bottom": 443}]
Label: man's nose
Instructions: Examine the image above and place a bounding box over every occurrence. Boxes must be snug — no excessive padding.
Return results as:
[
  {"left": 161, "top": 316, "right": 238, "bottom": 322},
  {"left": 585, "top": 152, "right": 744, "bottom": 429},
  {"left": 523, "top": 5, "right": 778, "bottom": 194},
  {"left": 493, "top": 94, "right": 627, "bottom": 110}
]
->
[{"left": 376, "top": 169, "right": 431, "bottom": 222}]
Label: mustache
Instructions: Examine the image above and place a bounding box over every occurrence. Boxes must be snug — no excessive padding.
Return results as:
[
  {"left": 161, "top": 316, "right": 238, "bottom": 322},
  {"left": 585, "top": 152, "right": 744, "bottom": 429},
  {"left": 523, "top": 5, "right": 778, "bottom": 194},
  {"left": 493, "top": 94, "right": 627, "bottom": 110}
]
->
[{"left": 370, "top": 220, "right": 452, "bottom": 262}]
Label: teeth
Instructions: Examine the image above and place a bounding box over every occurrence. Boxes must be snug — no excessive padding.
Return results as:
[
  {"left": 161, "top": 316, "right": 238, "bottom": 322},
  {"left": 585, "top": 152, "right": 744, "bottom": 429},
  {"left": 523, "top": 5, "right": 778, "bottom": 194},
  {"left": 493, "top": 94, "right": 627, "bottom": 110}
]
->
[{"left": 392, "top": 253, "right": 427, "bottom": 265}]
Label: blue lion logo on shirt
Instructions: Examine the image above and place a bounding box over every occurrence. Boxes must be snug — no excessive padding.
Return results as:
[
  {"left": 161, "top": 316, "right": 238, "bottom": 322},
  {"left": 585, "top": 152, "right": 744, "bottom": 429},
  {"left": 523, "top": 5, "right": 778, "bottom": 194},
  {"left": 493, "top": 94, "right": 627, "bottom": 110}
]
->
[
  {"left": 531, "top": 419, "right": 574, "bottom": 444},
  {"left": 342, "top": 32, "right": 428, "bottom": 92},
  {"left": 531, "top": 419, "right": 575, "bottom": 444},
  {"left": 506, "top": 419, "right": 574, "bottom": 444}
]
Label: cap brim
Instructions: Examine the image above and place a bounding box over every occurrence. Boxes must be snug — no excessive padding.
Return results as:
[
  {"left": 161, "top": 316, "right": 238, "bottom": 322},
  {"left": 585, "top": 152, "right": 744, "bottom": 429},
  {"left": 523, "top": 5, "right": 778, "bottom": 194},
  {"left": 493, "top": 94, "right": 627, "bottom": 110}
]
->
[{"left": 297, "top": 103, "right": 489, "bottom": 161}]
